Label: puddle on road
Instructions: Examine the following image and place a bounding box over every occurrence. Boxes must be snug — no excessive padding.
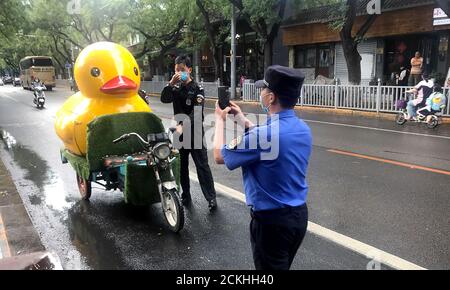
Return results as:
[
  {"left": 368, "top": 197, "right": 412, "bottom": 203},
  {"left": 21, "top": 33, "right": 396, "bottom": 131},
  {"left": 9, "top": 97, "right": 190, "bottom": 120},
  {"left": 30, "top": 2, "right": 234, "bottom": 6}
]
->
[
  {"left": 68, "top": 201, "right": 127, "bottom": 270},
  {"left": 0, "top": 128, "right": 72, "bottom": 211},
  {"left": 0, "top": 128, "right": 127, "bottom": 269}
]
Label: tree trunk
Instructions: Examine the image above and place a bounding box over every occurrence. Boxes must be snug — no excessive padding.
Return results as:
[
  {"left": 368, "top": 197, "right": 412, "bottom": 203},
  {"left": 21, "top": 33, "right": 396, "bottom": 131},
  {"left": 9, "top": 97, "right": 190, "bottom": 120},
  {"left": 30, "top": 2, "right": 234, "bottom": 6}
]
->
[
  {"left": 263, "top": 0, "right": 286, "bottom": 70},
  {"left": 342, "top": 40, "right": 362, "bottom": 85},
  {"left": 264, "top": 39, "right": 273, "bottom": 70},
  {"left": 157, "top": 54, "right": 164, "bottom": 76},
  {"left": 212, "top": 47, "right": 220, "bottom": 82},
  {"left": 195, "top": 0, "right": 222, "bottom": 83}
]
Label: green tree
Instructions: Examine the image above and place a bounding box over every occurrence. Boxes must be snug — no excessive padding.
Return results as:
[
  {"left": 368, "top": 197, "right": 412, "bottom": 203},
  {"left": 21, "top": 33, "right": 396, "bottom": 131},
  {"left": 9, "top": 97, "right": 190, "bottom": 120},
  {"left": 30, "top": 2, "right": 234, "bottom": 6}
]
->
[
  {"left": 227, "top": 0, "right": 340, "bottom": 72},
  {"left": 228, "top": 0, "right": 286, "bottom": 70},
  {"left": 193, "top": 0, "right": 231, "bottom": 82},
  {"left": 0, "top": 0, "right": 26, "bottom": 38},
  {"left": 329, "top": 0, "right": 384, "bottom": 84},
  {"left": 24, "top": 0, "right": 132, "bottom": 76},
  {"left": 129, "top": 0, "right": 188, "bottom": 76}
]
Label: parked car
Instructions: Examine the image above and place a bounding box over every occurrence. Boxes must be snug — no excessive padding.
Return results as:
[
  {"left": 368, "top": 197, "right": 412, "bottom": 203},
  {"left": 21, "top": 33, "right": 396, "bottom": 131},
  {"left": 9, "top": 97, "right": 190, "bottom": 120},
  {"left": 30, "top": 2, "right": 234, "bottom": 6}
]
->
[
  {"left": 12, "top": 77, "right": 21, "bottom": 86},
  {"left": 2, "top": 76, "right": 13, "bottom": 84}
]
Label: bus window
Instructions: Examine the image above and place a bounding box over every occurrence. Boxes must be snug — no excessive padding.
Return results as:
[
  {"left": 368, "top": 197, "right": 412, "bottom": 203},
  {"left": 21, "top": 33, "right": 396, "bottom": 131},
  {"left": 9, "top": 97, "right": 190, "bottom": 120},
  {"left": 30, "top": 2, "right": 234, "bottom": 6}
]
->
[{"left": 32, "top": 58, "right": 53, "bottom": 67}]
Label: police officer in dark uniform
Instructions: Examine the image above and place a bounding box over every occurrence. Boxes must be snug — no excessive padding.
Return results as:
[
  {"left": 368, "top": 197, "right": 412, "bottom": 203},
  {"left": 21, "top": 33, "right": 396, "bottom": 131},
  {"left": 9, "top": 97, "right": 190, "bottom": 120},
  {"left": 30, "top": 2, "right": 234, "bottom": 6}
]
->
[
  {"left": 214, "top": 65, "right": 311, "bottom": 270},
  {"left": 161, "top": 55, "right": 217, "bottom": 211}
]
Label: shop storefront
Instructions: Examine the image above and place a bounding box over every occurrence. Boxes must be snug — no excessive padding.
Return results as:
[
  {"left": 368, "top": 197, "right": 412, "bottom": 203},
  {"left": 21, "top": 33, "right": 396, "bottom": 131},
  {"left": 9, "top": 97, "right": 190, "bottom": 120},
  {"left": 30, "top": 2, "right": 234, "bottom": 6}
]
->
[{"left": 282, "top": 1, "right": 450, "bottom": 85}]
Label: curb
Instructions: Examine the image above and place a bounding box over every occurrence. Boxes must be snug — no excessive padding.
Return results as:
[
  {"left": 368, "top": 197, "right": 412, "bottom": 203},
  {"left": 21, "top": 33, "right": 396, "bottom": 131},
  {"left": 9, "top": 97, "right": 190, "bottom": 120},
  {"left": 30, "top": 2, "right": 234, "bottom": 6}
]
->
[{"left": 0, "top": 156, "right": 45, "bottom": 259}]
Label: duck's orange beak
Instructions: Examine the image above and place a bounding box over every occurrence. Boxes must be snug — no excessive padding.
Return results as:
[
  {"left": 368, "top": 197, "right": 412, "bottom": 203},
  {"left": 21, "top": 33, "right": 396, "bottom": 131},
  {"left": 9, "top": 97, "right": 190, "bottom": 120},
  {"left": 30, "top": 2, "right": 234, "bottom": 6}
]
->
[{"left": 100, "top": 76, "right": 137, "bottom": 94}]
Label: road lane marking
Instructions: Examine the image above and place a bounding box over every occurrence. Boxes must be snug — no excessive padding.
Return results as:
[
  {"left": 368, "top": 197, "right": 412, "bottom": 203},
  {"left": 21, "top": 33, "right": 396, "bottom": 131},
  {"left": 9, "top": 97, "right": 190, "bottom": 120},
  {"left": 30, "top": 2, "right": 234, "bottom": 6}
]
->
[
  {"left": 0, "top": 94, "right": 19, "bottom": 103},
  {"left": 201, "top": 107, "right": 450, "bottom": 140},
  {"left": 329, "top": 149, "right": 450, "bottom": 176},
  {"left": 189, "top": 171, "right": 427, "bottom": 270},
  {"left": 0, "top": 213, "right": 12, "bottom": 259},
  {"left": 302, "top": 119, "right": 450, "bottom": 140},
  {"left": 158, "top": 102, "right": 449, "bottom": 140}
]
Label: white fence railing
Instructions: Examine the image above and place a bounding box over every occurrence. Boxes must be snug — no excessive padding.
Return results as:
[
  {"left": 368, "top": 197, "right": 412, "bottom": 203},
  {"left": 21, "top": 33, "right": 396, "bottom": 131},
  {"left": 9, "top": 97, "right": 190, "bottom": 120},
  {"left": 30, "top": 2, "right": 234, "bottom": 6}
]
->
[
  {"left": 140, "top": 81, "right": 166, "bottom": 95},
  {"left": 141, "top": 80, "right": 220, "bottom": 98},
  {"left": 242, "top": 83, "right": 450, "bottom": 117}
]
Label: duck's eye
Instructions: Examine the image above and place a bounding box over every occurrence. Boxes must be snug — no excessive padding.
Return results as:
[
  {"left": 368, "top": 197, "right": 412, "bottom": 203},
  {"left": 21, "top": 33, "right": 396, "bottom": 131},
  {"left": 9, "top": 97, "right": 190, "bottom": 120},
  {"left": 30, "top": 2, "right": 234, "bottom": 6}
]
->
[
  {"left": 134, "top": 67, "right": 139, "bottom": 76},
  {"left": 91, "top": 68, "right": 101, "bottom": 77}
]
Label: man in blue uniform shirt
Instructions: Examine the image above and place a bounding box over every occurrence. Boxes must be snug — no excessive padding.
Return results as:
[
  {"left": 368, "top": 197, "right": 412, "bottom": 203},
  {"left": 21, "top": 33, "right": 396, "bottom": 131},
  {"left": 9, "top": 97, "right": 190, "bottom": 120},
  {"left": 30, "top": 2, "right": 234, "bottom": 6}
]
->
[{"left": 214, "top": 65, "right": 312, "bottom": 270}]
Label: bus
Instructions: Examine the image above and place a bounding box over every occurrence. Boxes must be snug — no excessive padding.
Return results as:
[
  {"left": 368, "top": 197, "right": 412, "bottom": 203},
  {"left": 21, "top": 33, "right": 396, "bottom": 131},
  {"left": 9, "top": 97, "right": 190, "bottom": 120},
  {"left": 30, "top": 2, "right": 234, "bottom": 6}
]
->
[{"left": 19, "top": 56, "right": 56, "bottom": 90}]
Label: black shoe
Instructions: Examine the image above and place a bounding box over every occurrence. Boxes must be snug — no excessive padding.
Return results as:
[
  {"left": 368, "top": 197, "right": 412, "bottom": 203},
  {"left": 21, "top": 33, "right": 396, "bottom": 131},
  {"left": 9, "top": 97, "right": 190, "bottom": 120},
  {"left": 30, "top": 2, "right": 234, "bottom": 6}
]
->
[
  {"left": 181, "top": 194, "right": 191, "bottom": 206},
  {"left": 208, "top": 199, "right": 217, "bottom": 212}
]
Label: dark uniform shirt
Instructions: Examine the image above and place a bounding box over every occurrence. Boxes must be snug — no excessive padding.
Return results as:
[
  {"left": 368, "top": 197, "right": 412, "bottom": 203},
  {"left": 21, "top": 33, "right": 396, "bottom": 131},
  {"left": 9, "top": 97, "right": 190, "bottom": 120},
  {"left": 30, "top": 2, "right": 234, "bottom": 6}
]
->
[{"left": 161, "top": 81, "right": 205, "bottom": 148}]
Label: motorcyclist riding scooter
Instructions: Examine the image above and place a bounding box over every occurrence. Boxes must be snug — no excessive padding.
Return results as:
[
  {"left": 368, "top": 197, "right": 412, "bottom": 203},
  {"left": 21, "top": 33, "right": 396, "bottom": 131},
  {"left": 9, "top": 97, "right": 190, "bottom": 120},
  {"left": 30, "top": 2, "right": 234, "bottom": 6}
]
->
[
  {"left": 31, "top": 78, "right": 47, "bottom": 109},
  {"left": 405, "top": 73, "right": 434, "bottom": 121},
  {"left": 396, "top": 82, "right": 446, "bottom": 129}
]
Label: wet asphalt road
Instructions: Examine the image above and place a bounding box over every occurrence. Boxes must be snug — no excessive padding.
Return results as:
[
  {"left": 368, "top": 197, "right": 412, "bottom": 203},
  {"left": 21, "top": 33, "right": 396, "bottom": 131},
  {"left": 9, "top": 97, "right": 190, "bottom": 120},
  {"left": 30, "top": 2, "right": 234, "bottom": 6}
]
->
[{"left": 0, "top": 84, "right": 449, "bottom": 270}]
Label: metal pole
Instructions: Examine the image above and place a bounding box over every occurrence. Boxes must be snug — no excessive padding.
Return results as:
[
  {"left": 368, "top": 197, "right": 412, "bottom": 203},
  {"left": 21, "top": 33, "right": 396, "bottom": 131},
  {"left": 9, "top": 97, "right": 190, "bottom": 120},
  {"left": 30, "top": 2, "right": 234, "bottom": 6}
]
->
[
  {"left": 70, "top": 43, "right": 75, "bottom": 80},
  {"left": 194, "top": 48, "right": 200, "bottom": 83},
  {"left": 230, "top": 3, "right": 237, "bottom": 100},
  {"left": 376, "top": 78, "right": 381, "bottom": 114}
]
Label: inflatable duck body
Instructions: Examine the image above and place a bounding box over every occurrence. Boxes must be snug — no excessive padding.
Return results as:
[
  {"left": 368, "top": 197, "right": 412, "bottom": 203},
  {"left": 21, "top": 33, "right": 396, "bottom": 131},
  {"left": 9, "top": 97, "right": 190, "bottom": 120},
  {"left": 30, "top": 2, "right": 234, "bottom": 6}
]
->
[{"left": 55, "top": 42, "right": 151, "bottom": 156}]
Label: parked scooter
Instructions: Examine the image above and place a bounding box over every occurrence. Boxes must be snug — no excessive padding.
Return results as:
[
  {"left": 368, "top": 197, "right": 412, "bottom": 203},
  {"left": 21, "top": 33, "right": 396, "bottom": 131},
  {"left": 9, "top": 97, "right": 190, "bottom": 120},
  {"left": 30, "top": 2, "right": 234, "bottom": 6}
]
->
[{"left": 32, "top": 81, "right": 46, "bottom": 109}]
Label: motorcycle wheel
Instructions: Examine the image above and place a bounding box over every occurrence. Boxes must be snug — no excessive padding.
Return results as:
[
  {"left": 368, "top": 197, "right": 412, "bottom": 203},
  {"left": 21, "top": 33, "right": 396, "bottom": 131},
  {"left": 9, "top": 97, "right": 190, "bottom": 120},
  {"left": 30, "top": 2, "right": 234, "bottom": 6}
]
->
[
  {"left": 427, "top": 116, "right": 439, "bottom": 129},
  {"left": 395, "top": 112, "right": 407, "bottom": 125},
  {"left": 76, "top": 173, "right": 92, "bottom": 200},
  {"left": 161, "top": 188, "right": 184, "bottom": 233}
]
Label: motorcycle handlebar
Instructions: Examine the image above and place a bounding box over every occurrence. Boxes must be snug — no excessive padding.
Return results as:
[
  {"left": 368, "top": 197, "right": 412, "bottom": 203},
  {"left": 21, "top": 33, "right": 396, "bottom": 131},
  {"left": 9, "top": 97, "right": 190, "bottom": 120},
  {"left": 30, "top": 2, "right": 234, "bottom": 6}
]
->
[
  {"left": 113, "top": 134, "right": 129, "bottom": 144},
  {"left": 112, "top": 133, "right": 149, "bottom": 146}
]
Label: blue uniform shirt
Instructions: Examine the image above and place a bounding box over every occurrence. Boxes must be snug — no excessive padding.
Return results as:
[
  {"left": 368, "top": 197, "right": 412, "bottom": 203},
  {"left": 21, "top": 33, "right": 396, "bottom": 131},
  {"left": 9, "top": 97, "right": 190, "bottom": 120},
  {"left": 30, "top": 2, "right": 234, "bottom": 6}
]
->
[{"left": 222, "top": 110, "right": 312, "bottom": 212}]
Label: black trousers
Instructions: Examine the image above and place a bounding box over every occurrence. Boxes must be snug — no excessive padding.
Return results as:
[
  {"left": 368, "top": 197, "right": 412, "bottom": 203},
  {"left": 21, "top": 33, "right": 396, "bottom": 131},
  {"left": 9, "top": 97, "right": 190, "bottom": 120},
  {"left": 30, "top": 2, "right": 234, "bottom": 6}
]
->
[
  {"left": 250, "top": 204, "right": 308, "bottom": 270},
  {"left": 179, "top": 148, "right": 216, "bottom": 202}
]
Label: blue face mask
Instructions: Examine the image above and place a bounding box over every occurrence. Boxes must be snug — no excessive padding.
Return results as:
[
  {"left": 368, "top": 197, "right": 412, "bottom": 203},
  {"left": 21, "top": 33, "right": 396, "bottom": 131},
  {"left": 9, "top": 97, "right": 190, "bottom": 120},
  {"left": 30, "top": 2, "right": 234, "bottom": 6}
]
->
[
  {"left": 259, "top": 94, "right": 271, "bottom": 114},
  {"left": 181, "top": 72, "right": 189, "bottom": 82}
]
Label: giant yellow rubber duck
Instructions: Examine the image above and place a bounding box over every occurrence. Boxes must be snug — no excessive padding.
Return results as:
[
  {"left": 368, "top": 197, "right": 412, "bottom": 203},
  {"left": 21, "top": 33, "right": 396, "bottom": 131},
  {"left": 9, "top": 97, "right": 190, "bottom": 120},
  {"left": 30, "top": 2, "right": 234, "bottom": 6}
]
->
[{"left": 55, "top": 42, "right": 151, "bottom": 156}]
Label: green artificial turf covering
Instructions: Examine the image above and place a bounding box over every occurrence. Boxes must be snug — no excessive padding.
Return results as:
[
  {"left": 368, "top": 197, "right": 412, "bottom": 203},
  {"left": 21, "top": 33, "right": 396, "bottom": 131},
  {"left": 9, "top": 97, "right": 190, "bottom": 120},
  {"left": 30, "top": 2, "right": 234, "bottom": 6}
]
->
[
  {"left": 87, "top": 112, "right": 165, "bottom": 171},
  {"left": 62, "top": 112, "right": 181, "bottom": 205}
]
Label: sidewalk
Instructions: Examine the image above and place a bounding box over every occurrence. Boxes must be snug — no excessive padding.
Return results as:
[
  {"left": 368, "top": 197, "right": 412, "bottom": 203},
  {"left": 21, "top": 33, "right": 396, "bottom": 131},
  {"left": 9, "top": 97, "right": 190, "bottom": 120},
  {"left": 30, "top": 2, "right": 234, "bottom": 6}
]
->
[{"left": 0, "top": 157, "right": 44, "bottom": 259}]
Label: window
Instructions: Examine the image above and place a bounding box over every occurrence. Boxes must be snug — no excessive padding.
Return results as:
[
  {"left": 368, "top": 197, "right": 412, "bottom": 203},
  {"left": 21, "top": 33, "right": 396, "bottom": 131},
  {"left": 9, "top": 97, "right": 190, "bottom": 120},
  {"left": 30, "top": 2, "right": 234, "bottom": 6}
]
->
[
  {"left": 32, "top": 58, "right": 53, "bottom": 67},
  {"left": 295, "top": 47, "right": 316, "bottom": 68},
  {"left": 319, "top": 48, "right": 330, "bottom": 68},
  {"left": 20, "top": 59, "right": 32, "bottom": 70}
]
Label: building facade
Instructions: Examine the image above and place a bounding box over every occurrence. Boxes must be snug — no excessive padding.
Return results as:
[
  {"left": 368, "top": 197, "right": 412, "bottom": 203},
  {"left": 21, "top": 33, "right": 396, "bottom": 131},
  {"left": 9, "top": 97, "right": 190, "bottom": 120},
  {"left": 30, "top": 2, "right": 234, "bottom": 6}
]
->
[{"left": 281, "top": 0, "right": 450, "bottom": 85}]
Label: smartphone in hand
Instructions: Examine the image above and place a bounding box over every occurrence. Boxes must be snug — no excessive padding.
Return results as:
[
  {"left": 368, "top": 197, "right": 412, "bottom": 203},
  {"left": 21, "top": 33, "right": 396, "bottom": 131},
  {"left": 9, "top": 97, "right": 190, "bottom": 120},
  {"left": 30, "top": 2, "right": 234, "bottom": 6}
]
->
[{"left": 219, "top": 93, "right": 230, "bottom": 110}]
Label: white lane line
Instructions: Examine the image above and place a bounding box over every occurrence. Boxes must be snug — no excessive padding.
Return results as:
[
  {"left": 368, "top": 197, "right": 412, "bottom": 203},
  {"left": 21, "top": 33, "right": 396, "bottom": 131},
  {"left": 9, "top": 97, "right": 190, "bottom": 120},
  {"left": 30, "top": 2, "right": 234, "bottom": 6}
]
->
[
  {"left": 189, "top": 171, "right": 427, "bottom": 270},
  {"left": 302, "top": 119, "right": 450, "bottom": 140},
  {"left": 0, "top": 94, "right": 19, "bottom": 103},
  {"left": 201, "top": 106, "right": 450, "bottom": 140}
]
